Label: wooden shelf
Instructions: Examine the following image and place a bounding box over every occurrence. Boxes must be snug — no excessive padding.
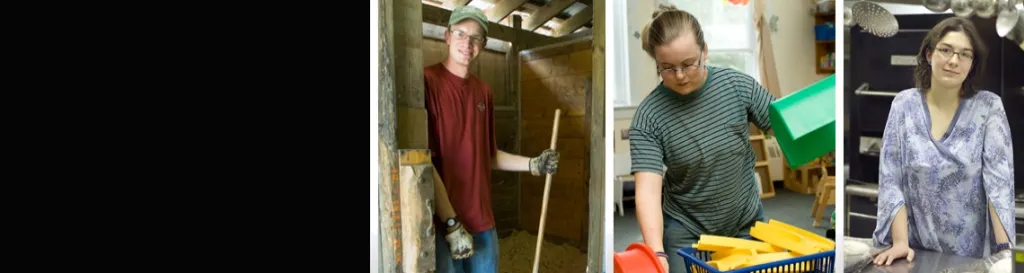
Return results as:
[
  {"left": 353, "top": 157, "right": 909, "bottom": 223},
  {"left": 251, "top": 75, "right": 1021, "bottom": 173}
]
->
[
  {"left": 756, "top": 161, "right": 769, "bottom": 167},
  {"left": 813, "top": 9, "right": 836, "bottom": 75},
  {"left": 750, "top": 135, "right": 765, "bottom": 141}
]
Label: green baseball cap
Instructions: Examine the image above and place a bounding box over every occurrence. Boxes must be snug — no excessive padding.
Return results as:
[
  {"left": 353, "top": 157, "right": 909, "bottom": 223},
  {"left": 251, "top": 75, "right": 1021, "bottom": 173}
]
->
[{"left": 449, "top": 6, "right": 488, "bottom": 35}]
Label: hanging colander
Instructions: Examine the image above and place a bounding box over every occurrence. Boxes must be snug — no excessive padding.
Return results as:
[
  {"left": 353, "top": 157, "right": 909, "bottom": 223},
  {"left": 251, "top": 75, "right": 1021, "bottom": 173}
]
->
[{"left": 852, "top": 1, "right": 899, "bottom": 38}]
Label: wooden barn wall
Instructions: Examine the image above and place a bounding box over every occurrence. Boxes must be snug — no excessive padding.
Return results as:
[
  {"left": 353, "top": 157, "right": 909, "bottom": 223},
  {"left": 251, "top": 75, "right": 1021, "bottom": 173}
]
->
[
  {"left": 518, "top": 37, "right": 593, "bottom": 245},
  {"left": 422, "top": 38, "right": 521, "bottom": 238}
]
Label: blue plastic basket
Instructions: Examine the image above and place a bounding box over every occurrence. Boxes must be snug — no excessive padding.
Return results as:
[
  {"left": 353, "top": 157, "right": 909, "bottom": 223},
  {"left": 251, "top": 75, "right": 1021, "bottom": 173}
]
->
[
  {"left": 677, "top": 247, "right": 835, "bottom": 273},
  {"left": 814, "top": 23, "right": 835, "bottom": 41}
]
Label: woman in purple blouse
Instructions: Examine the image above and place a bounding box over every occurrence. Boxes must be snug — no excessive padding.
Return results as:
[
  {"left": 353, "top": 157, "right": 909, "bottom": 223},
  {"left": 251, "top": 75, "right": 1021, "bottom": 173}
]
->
[{"left": 871, "top": 17, "right": 1016, "bottom": 265}]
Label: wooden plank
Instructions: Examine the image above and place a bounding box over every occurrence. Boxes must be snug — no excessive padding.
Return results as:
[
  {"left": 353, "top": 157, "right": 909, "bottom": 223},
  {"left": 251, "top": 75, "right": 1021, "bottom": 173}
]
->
[
  {"left": 549, "top": 28, "right": 594, "bottom": 46},
  {"left": 756, "top": 165, "right": 775, "bottom": 198},
  {"left": 752, "top": 139, "right": 766, "bottom": 161},
  {"left": 486, "top": 0, "right": 527, "bottom": 22},
  {"left": 520, "top": 37, "right": 593, "bottom": 61},
  {"left": 522, "top": 0, "right": 576, "bottom": 31},
  {"left": 521, "top": 59, "right": 550, "bottom": 82},
  {"left": 520, "top": 77, "right": 588, "bottom": 118},
  {"left": 379, "top": 0, "right": 400, "bottom": 271},
  {"left": 422, "top": 4, "right": 553, "bottom": 45},
  {"left": 587, "top": 1, "right": 604, "bottom": 270},
  {"left": 520, "top": 175, "right": 586, "bottom": 243},
  {"left": 521, "top": 117, "right": 587, "bottom": 142},
  {"left": 397, "top": 106, "right": 429, "bottom": 149},
  {"left": 399, "top": 149, "right": 436, "bottom": 273},
  {"left": 399, "top": 149, "right": 431, "bottom": 165},
  {"left": 553, "top": 5, "right": 593, "bottom": 37},
  {"left": 568, "top": 49, "right": 592, "bottom": 76},
  {"left": 396, "top": 0, "right": 424, "bottom": 109},
  {"left": 441, "top": 0, "right": 471, "bottom": 9}
]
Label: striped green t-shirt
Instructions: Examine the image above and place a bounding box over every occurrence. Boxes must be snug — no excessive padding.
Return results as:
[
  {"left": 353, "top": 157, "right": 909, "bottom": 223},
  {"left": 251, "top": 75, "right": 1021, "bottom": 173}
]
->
[{"left": 629, "top": 65, "right": 775, "bottom": 238}]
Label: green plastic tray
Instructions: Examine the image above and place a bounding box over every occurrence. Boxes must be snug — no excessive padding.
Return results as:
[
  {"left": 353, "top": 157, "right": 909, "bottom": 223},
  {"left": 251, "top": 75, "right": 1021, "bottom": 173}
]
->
[{"left": 768, "top": 74, "right": 836, "bottom": 169}]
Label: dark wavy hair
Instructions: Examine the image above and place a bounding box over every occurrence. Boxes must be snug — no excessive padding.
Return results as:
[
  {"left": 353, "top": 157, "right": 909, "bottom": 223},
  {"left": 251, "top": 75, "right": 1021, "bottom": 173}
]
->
[{"left": 914, "top": 17, "right": 987, "bottom": 98}]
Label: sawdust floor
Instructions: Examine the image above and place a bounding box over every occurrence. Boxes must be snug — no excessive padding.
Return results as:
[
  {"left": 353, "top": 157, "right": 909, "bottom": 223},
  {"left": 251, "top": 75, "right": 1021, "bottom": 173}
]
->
[{"left": 499, "top": 230, "right": 587, "bottom": 273}]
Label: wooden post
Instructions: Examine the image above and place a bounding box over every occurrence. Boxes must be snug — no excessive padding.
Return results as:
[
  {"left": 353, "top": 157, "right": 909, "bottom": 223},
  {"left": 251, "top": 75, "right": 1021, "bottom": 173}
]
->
[
  {"left": 378, "top": 0, "right": 400, "bottom": 272},
  {"left": 532, "top": 109, "right": 562, "bottom": 273},
  {"left": 399, "top": 149, "right": 436, "bottom": 273},
  {"left": 508, "top": 15, "right": 522, "bottom": 112},
  {"left": 396, "top": 0, "right": 427, "bottom": 149},
  {"left": 587, "top": 0, "right": 605, "bottom": 271},
  {"left": 511, "top": 14, "right": 524, "bottom": 236}
]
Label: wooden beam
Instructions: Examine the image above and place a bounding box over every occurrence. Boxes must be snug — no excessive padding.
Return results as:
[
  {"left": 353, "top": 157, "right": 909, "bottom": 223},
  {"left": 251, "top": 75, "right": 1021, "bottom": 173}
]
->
[
  {"left": 399, "top": 149, "right": 435, "bottom": 273},
  {"left": 549, "top": 28, "right": 592, "bottom": 45},
  {"left": 485, "top": 0, "right": 527, "bottom": 22},
  {"left": 553, "top": 5, "right": 592, "bottom": 37},
  {"left": 522, "top": 0, "right": 575, "bottom": 31},
  {"left": 586, "top": 1, "right": 604, "bottom": 272},
  {"left": 423, "top": 4, "right": 553, "bottom": 45},
  {"left": 441, "top": 0, "right": 471, "bottom": 8}
]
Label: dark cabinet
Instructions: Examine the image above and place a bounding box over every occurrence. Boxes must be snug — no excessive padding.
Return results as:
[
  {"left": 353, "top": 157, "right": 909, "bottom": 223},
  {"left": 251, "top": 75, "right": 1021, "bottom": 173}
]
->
[{"left": 846, "top": 182, "right": 880, "bottom": 240}]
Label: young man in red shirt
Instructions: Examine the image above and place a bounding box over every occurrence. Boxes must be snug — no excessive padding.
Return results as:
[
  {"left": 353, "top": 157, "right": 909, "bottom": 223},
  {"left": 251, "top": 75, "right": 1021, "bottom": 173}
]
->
[{"left": 424, "top": 6, "right": 559, "bottom": 273}]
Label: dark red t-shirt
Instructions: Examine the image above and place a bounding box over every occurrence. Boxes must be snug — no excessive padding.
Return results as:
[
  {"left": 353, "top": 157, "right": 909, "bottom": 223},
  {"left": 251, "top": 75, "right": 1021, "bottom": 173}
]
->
[{"left": 424, "top": 62, "right": 497, "bottom": 234}]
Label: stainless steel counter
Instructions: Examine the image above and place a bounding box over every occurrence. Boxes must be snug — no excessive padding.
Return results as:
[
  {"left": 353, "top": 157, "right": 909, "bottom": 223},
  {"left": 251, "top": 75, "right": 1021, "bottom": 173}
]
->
[{"left": 854, "top": 249, "right": 983, "bottom": 273}]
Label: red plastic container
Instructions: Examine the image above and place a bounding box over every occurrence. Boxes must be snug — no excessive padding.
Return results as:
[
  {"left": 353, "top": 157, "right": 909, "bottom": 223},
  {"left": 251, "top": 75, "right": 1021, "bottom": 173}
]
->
[{"left": 614, "top": 243, "right": 666, "bottom": 273}]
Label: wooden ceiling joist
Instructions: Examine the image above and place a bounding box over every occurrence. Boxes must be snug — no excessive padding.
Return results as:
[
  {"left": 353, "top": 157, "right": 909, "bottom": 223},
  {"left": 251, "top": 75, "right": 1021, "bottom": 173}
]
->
[
  {"left": 422, "top": 4, "right": 554, "bottom": 45},
  {"left": 553, "top": 5, "right": 592, "bottom": 37},
  {"left": 441, "top": 0, "right": 471, "bottom": 9},
  {"left": 485, "top": 0, "right": 527, "bottom": 22},
  {"left": 522, "top": 0, "right": 576, "bottom": 31}
]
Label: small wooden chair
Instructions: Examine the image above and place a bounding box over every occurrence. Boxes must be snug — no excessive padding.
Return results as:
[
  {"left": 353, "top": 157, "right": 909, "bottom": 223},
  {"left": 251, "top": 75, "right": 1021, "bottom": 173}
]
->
[{"left": 811, "top": 153, "right": 836, "bottom": 227}]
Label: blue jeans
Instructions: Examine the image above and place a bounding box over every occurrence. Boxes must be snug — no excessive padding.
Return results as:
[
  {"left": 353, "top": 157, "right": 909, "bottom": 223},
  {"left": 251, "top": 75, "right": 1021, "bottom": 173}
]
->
[
  {"left": 436, "top": 227, "right": 499, "bottom": 273},
  {"left": 663, "top": 204, "right": 765, "bottom": 273}
]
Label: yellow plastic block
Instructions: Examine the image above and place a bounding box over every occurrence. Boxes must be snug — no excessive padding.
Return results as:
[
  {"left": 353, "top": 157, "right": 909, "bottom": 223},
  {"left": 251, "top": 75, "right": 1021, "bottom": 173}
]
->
[
  {"left": 695, "top": 242, "right": 733, "bottom": 252},
  {"left": 697, "top": 235, "right": 776, "bottom": 253},
  {"left": 711, "top": 248, "right": 757, "bottom": 261},
  {"left": 768, "top": 219, "right": 836, "bottom": 249},
  {"left": 754, "top": 222, "right": 830, "bottom": 251},
  {"left": 713, "top": 252, "right": 755, "bottom": 271},
  {"left": 750, "top": 224, "right": 822, "bottom": 256},
  {"left": 739, "top": 252, "right": 795, "bottom": 268}
]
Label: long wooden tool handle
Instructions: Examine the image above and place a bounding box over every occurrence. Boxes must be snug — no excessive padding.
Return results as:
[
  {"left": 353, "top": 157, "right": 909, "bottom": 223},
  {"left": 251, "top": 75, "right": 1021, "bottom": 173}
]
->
[{"left": 532, "top": 109, "right": 561, "bottom": 273}]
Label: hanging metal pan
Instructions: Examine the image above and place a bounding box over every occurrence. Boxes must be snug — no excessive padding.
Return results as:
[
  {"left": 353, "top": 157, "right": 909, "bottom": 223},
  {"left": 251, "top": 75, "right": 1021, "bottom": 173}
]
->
[{"left": 997, "top": 9, "right": 1024, "bottom": 49}]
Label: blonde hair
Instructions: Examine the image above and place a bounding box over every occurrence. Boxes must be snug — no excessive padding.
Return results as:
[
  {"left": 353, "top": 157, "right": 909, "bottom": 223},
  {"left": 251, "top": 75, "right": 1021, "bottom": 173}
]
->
[{"left": 641, "top": 4, "right": 706, "bottom": 59}]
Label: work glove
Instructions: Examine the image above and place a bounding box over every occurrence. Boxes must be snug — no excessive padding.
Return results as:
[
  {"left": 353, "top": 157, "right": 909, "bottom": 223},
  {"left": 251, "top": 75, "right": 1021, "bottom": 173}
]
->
[
  {"left": 445, "top": 224, "right": 474, "bottom": 260},
  {"left": 529, "top": 149, "right": 559, "bottom": 176}
]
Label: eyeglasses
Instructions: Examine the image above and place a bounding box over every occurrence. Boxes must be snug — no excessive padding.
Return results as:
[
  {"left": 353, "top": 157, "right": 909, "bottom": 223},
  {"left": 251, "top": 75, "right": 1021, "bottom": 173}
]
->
[
  {"left": 449, "top": 29, "right": 486, "bottom": 46},
  {"left": 658, "top": 59, "right": 703, "bottom": 76},
  {"left": 934, "top": 46, "right": 974, "bottom": 61}
]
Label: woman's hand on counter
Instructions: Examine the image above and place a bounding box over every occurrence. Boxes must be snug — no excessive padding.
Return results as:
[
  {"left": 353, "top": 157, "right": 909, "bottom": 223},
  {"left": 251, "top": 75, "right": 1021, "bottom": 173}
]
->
[{"left": 873, "top": 243, "right": 915, "bottom": 266}]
